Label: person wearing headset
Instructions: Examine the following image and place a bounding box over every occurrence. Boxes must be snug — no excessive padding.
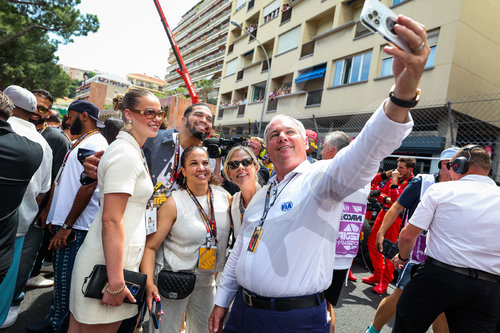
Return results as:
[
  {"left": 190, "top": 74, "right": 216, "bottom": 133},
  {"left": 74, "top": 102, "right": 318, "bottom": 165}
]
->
[{"left": 392, "top": 145, "right": 500, "bottom": 333}]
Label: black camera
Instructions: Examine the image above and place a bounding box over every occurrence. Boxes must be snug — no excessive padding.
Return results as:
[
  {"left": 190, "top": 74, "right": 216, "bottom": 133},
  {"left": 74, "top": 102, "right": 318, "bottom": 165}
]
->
[{"left": 203, "top": 137, "right": 247, "bottom": 158}]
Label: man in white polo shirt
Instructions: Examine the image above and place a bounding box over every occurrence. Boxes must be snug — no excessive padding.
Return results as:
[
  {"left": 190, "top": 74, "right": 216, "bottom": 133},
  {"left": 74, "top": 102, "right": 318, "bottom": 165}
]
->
[
  {"left": 209, "top": 15, "right": 431, "bottom": 333},
  {"left": 392, "top": 145, "right": 500, "bottom": 332},
  {"left": 0, "top": 85, "right": 52, "bottom": 328}
]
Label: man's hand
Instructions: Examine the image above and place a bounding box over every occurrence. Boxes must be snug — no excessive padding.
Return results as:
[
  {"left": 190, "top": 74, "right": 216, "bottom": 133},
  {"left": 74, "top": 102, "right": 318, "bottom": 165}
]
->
[
  {"left": 392, "top": 170, "right": 400, "bottom": 183},
  {"left": 385, "top": 169, "right": 393, "bottom": 178},
  {"left": 209, "top": 305, "right": 228, "bottom": 333},
  {"left": 376, "top": 230, "right": 385, "bottom": 253},
  {"left": 83, "top": 150, "right": 104, "bottom": 180},
  {"left": 391, "top": 253, "right": 407, "bottom": 270},
  {"left": 48, "top": 228, "right": 72, "bottom": 251}
]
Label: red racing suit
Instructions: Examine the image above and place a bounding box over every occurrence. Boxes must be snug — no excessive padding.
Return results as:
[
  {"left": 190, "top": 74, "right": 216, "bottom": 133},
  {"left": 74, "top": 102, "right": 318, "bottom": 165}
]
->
[{"left": 367, "top": 172, "right": 414, "bottom": 284}]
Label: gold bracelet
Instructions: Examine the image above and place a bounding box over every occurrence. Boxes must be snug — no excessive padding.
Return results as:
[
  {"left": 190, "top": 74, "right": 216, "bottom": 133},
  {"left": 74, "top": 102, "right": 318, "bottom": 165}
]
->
[{"left": 105, "top": 282, "right": 125, "bottom": 295}]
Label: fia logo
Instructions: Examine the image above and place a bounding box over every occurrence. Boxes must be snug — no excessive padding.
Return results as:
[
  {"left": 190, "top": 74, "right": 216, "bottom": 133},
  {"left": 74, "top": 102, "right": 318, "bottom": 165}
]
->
[{"left": 281, "top": 201, "right": 293, "bottom": 212}]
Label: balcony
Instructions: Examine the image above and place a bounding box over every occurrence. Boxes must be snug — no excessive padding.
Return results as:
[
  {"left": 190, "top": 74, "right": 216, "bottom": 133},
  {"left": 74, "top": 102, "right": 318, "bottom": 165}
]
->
[
  {"left": 261, "top": 58, "right": 272, "bottom": 71},
  {"left": 175, "top": 0, "right": 231, "bottom": 41},
  {"left": 228, "top": 44, "right": 234, "bottom": 54},
  {"left": 300, "top": 41, "right": 315, "bottom": 58},
  {"left": 267, "top": 98, "right": 278, "bottom": 111},
  {"left": 306, "top": 89, "right": 323, "bottom": 106},
  {"left": 281, "top": 7, "right": 292, "bottom": 24}
]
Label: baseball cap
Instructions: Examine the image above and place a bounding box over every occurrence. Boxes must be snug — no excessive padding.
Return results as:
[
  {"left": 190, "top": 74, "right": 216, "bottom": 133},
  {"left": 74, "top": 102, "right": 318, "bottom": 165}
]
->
[
  {"left": 440, "top": 146, "right": 460, "bottom": 161},
  {"left": 305, "top": 129, "right": 318, "bottom": 144},
  {"left": 68, "top": 100, "right": 105, "bottom": 128},
  {"left": 3, "top": 85, "right": 36, "bottom": 113}
]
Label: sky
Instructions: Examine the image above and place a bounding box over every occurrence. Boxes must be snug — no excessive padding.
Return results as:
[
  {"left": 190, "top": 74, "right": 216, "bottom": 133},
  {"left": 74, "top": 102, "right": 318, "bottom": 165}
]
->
[{"left": 55, "top": 0, "right": 200, "bottom": 80}]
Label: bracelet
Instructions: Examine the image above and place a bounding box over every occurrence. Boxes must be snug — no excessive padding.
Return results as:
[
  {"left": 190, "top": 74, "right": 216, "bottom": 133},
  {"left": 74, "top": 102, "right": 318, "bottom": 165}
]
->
[
  {"left": 398, "top": 253, "right": 409, "bottom": 261},
  {"left": 105, "top": 282, "right": 125, "bottom": 295}
]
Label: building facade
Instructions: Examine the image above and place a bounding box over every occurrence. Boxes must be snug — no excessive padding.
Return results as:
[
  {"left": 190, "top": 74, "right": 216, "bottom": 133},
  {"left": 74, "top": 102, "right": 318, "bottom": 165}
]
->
[
  {"left": 75, "top": 74, "right": 130, "bottom": 110},
  {"left": 127, "top": 73, "right": 167, "bottom": 94},
  {"left": 163, "top": 0, "right": 232, "bottom": 101},
  {"left": 216, "top": 0, "right": 500, "bottom": 179}
]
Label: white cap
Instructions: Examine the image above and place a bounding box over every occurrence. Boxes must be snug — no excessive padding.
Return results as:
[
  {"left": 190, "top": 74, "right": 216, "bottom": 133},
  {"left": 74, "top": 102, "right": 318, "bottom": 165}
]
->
[{"left": 3, "top": 85, "right": 37, "bottom": 113}]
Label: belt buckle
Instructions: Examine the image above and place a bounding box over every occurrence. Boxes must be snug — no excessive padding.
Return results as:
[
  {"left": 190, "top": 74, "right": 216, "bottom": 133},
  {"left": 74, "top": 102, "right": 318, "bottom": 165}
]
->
[{"left": 243, "top": 290, "right": 253, "bottom": 307}]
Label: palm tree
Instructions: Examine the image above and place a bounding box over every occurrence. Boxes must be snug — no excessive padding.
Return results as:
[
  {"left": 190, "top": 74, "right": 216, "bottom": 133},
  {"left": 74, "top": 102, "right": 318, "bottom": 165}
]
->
[
  {"left": 195, "top": 79, "right": 214, "bottom": 103},
  {"left": 175, "top": 86, "right": 188, "bottom": 98}
]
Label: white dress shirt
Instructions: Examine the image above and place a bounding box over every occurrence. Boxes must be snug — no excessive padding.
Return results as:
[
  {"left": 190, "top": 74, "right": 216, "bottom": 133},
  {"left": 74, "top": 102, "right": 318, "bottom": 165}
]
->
[
  {"left": 7, "top": 117, "right": 52, "bottom": 237},
  {"left": 409, "top": 174, "right": 500, "bottom": 276},
  {"left": 214, "top": 101, "right": 413, "bottom": 307}
]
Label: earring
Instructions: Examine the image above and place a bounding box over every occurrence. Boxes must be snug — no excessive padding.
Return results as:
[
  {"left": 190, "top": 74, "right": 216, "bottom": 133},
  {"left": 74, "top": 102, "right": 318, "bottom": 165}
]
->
[{"left": 124, "top": 120, "right": 132, "bottom": 132}]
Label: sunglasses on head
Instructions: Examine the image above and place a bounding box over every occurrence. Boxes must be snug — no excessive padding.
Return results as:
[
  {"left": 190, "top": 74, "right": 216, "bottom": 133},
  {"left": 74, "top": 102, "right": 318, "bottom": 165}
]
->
[
  {"left": 37, "top": 105, "right": 49, "bottom": 114},
  {"left": 129, "top": 108, "right": 166, "bottom": 120},
  {"left": 227, "top": 158, "right": 254, "bottom": 170}
]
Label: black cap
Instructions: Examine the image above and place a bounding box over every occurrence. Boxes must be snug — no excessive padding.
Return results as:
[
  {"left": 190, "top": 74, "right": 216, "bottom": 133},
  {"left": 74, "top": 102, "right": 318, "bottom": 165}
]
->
[{"left": 68, "top": 100, "right": 105, "bottom": 128}]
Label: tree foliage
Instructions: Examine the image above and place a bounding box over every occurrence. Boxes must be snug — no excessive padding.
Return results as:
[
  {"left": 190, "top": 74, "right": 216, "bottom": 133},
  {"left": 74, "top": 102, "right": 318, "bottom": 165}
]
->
[
  {"left": 195, "top": 79, "right": 214, "bottom": 103},
  {"left": 0, "top": 0, "right": 100, "bottom": 98}
]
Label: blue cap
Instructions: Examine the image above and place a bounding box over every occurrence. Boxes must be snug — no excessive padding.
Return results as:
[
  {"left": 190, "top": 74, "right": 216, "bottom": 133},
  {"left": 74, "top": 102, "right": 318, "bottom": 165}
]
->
[
  {"left": 440, "top": 147, "right": 460, "bottom": 161},
  {"left": 68, "top": 100, "right": 104, "bottom": 128}
]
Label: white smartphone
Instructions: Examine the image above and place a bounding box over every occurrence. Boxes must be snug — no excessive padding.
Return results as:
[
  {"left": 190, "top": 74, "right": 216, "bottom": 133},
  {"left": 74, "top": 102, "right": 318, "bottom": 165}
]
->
[{"left": 360, "top": 0, "right": 412, "bottom": 53}]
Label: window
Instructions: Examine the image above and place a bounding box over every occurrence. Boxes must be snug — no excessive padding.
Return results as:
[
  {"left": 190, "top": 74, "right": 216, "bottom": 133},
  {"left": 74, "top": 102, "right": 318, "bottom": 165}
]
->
[
  {"left": 379, "top": 30, "right": 439, "bottom": 77},
  {"left": 333, "top": 51, "right": 372, "bottom": 86},
  {"left": 392, "top": 0, "right": 405, "bottom": 6},
  {"left": 263, "top": 0, "right": 280, "bottom": 23},
  {"left": 277, "top": 26, "right": 301, "bottom": 55},
  {"left": 252, "top": 83, "right": 265, "bottom": 102},
  {"left": 225, "top": 58, "right": 237, "bottom": 76},
  {"left": 235, "top": 0, "right": 246, "bottom": 12}
]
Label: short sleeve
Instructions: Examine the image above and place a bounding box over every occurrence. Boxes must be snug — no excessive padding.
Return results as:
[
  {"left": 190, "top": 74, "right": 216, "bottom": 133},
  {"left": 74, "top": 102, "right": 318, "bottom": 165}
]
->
[
  {"left": 397, "top": 177, "right": 421, "bottom": 209},
  {"left": 101, "top": 144, "right": 142, "bottom": 195}
]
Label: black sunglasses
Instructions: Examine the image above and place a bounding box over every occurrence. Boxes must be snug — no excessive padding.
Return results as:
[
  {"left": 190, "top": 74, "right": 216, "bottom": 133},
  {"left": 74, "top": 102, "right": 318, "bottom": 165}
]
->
[
  {"left": 227, "top": 158, "right": 254, "bottom": 170},
  {"left": 445, "top": 161, "right": 453, "bottom": 170},
  {"left": 129, "top": 108, "right": 166, "bottom": 120}
]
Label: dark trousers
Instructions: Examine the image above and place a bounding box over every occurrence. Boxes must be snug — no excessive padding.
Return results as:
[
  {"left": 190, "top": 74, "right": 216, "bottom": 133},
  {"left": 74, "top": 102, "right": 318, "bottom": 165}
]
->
[
  {"left": 393, "top": 260, "right": 500, "bottom": 333},
  {"left": 224, "top": 288, "right": 329, "bottom": 333}
]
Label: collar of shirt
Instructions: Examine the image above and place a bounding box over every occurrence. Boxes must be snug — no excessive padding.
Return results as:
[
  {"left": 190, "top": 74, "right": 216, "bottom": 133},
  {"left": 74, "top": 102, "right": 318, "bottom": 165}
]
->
[
  {"left": 117, "top": 131, "right": 141, "bottom": 153},
  {"left": 268, "top": 158, "right": 311, "bottom": 184},
  {"left": 459, "top": 174, "right": 496, "bottom": 185},
  {"left": 0, "top": 119, "right": 14, "bottom": 133},
  {"left": 7, "top": 116, "right": 36, "bottom": 132}
]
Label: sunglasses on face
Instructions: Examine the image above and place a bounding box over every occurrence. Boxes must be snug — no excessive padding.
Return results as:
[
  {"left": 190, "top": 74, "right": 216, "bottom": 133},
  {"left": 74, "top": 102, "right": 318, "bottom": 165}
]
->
[
  {"left": 129, "top": 108, "right": 166, "bottom": 120},
  {"left": 37, "top": 105, "right": 49, "bottom": 114},
  {"left": 445, "top": 161, "right": 453, "bottom": 170},
  {"left": 227, "top": 158, "right": 254, "bottom": 170}
]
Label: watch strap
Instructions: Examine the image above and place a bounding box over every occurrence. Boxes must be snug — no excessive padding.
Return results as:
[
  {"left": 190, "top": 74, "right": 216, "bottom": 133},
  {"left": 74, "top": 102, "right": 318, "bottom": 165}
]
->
[
  {"left": 62, "top": 223, "right": 72, "bottom": 230},
  {"left": 389, "top": 91, "right": 418, "bottom": 108}
]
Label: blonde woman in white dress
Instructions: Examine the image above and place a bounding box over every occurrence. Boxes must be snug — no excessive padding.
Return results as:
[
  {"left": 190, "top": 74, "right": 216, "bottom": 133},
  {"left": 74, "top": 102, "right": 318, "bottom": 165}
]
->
[{"left": 68, "top": 89, "right": 164, "bottom": 333}]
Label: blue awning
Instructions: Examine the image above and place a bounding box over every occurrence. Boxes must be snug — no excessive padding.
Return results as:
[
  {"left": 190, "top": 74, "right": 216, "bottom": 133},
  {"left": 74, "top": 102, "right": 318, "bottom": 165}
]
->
[{"left": 295, "top": 64, "right": 327, "bottom": 83}]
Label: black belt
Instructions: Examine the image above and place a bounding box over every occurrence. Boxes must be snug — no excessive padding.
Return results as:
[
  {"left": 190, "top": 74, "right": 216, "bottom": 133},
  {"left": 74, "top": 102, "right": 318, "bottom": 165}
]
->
[
  {"left": 242, "top": 289, "right": 324, "bottom": 311},
  {"left": 427, "top": 257, "right": 500, "bottom": 284}
]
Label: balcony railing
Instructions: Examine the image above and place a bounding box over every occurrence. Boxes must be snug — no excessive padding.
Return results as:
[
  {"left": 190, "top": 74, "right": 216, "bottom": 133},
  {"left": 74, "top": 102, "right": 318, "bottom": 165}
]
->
[
  {"left": 300, "top": 40, "right": 315, "bottom": 57},
  {"left": 306, "top": 89, "right": 323, "bottom": 106},
  {"left": 175, "top": 0, "right": 231, "bottom": 41},
  {"left": 267, "top": 98, "right": 278, "bottom": 111},
  {"left": 281, "top": 7, "right": 292, "bottom": 24},
  {"left": 228, "top": 44, "right": 234, "bottom": 54},
  {"left": 248, "top": 28, "right": 257, "bottom": 42},
  {"left": 218, "top": 108, "right": 224, "bottom": 119}
]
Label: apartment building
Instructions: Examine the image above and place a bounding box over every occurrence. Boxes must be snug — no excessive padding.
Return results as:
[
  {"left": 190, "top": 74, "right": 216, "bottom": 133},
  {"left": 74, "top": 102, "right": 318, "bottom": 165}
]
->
[
  {"left": 216, "top": 0, "right": 500, "bottom": 178},
  {"left": 127, "top": 73, "right": 167, "bottom": 94},
  {"left": 163, "top": 0, "right": 232, "bottom": 101},
  {"left": 75, "top": 73, "right": 130, "bottom": 110}
]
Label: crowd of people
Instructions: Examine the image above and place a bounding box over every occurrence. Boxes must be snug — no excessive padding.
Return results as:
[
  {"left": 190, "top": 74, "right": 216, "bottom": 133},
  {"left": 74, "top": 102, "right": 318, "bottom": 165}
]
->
[{"left": 1, "top": 14, "right": 499, "bottom": 333}]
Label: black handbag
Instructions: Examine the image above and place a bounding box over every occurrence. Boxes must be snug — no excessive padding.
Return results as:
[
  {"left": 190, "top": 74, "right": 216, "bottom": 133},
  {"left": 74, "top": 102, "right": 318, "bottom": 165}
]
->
[
  {"left": 81, "top": 264, "right": 147, "bottom": 304},
  {"left": 381, "top": 238, "right": 399, "bottom": 260},
  {"left": 157, "top": 270, "right": 196, "bottom": 300}
]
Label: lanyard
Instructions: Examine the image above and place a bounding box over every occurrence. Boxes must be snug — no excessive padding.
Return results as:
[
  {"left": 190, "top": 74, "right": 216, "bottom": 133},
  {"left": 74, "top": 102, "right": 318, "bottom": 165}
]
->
[
  {"left": 186, "top": 186, "right": 217, "bottom": 244},
  {"left": 166, "top": 134, "right": 181, "bottom": 189},
  {"left": 54, "top": 129, "right": 100, "bottom": 185},
  {"left": 239, "top": 195, "right": 245, "bottom": 226},
  {"left": 258, "top": 173, "right": 297, "bottom": 227}
]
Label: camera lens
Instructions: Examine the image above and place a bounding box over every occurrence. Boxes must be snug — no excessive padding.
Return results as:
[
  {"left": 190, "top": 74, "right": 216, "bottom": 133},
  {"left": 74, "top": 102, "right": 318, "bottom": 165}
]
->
[
  {"left": 373, "top": 10, "right": 378, "bottom": 16},
  {"left": 386, "top": 17, "right": 396, "bottom": 34},
  {"left": 374, "top": 19, "right": 380, "bottom": 25},
  {"left": 368, "top": 13, "right": 373, "bottom": 20}
]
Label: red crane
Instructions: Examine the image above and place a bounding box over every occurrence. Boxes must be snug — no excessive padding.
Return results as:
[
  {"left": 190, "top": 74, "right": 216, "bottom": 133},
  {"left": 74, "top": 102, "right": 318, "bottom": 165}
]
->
[{"left": 153, "top": 0, "right": 200, "bottom": 104}]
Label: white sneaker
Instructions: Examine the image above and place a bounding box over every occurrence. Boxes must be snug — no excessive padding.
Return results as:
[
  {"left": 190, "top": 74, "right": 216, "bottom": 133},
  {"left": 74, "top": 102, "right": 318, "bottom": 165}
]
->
[
  {"left": 0, "top": 306, "right": 19, "bottom": 328},
  {"left": 40, "top": 263, "right": 53, "bottom": 273},
  {"left": 26, "top": 274, "right": 54, "bottom": 288}
]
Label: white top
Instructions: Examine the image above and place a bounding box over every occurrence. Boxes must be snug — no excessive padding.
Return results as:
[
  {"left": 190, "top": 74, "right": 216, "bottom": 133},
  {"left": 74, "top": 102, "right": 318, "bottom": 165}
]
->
[
  {"left": 70, "top": 131, "right": 154, "bottom": 324},
  {"left": 214, "top": 102, "right": 413, "bottom": 306},
  {"left": 409, "top": 174, "right": 500, "bottom": 275},
  {"left": 333, "top": 184, "right": 370, "bottom": 270},
  {"left": 7, "top": 117, "right": 52, "bottom": 236},
  {"left": 161, "top": 185, "right": 231, "bottom": 275},
  {"left": 47, "top": 132, "right": 108, "bottom": 230},
  {"left": 230, "top": 191, "right": 244, "bottom": 239}
]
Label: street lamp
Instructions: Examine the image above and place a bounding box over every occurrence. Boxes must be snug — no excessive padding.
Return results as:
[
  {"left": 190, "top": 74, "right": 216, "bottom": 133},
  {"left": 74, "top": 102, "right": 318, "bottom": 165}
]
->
[{"left": 230, "top": 20, "right": 271, "bottom": 137}]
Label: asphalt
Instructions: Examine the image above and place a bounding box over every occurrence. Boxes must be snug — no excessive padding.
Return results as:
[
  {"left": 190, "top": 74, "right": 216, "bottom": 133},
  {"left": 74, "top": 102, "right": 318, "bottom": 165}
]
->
[{"left": 1, "top": 261, "right": 433, "bottom": 333}]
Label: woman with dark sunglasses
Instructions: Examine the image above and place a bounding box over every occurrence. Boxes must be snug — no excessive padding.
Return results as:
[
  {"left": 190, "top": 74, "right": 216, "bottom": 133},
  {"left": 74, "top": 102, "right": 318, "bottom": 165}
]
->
[
  {"left": 223, "top": 146, "right": 263, "bottom": 238},
  {"left": 68, "top": 89, "right": 163, "bottom": 332}
]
